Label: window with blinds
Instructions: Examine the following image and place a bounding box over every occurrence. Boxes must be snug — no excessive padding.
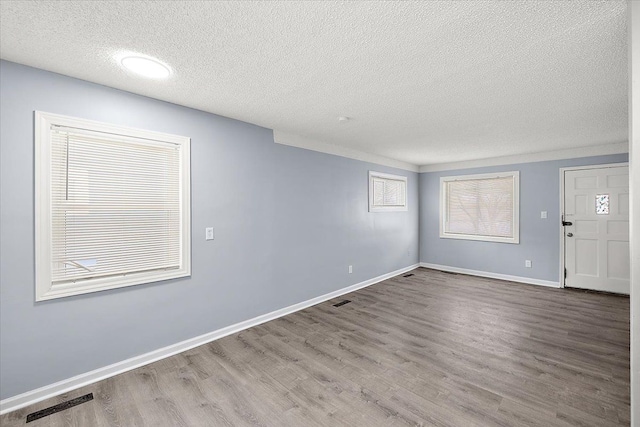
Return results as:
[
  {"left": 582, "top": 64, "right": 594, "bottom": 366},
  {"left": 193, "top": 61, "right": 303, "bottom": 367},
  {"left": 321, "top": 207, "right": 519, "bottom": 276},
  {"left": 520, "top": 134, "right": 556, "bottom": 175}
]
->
[
  {"left": 440, "top": 171, "right": 519, "bottom": 244},
  {"left": 35, "top": 111, "right": 191, "bottom": 301},
  {"left": 369, "top": 171, "right": 408, "bottom": 212}
]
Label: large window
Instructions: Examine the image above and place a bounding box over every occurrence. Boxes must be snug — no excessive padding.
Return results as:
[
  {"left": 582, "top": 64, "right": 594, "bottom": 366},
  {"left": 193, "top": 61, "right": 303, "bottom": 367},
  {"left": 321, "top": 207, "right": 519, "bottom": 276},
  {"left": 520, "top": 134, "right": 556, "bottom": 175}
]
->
[
  {"left": 369, "top": 171, "right": 408, "bottom": 212},
  {"left": 440, "top": 171, "right": 519, "bottom": 244},
  {"left": 35, "top": 112, "right": 191, "bottom": 301}
]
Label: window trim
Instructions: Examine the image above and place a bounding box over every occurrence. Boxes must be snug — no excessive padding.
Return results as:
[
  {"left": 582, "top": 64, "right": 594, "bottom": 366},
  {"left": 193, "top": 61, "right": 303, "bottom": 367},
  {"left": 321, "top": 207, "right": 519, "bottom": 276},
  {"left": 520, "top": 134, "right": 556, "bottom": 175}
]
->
[
  {"left": 368, "top": 171, "right": 408, "bottom": 212},
  {"left": 439, "top": 171, "right": 520, "bottom": 244},
  {"left": 35, "top": 111, "right": 191, "bottom": 301}
]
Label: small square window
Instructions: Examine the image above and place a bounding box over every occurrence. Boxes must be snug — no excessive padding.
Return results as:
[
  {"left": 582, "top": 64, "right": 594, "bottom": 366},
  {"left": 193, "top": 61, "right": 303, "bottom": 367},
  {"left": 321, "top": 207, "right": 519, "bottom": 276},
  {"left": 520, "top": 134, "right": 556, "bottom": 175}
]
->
[{"left": 368, "top": 171, "right": 407, "bottom": 212}]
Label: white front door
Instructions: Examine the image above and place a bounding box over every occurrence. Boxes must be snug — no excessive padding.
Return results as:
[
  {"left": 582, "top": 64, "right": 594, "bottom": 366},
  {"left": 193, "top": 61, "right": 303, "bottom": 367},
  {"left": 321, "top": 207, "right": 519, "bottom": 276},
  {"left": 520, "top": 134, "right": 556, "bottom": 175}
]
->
[{"left": 563, "top": 165, "right": 630, "bottom": 294}]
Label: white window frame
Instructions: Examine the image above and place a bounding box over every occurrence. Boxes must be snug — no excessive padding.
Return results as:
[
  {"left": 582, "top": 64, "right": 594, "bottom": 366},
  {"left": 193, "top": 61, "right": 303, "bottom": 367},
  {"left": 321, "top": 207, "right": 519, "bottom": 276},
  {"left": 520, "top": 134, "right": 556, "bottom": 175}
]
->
[
  {"left": 368, "top": 171, "right": 408, "bottom": 212},
  {"left": 35, "top": 111, "right": 191, "bottom": 301},
  {"left": 439, "top": 171, "right": 520, "bottom": 244}
]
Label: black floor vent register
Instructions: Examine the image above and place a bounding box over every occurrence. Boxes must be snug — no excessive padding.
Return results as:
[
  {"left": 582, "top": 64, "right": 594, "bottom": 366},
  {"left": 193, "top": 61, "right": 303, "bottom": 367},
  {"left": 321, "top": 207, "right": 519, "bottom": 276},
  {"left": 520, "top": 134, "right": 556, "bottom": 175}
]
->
[
  {"left": 333, "top": 299, "right": 351, "bottom": 307},
  {"left": 403, "top": 273, "right": 414, "bottom": 278},
  {"left": 26, "top": 393, "right": 94, "bottom": 423}
]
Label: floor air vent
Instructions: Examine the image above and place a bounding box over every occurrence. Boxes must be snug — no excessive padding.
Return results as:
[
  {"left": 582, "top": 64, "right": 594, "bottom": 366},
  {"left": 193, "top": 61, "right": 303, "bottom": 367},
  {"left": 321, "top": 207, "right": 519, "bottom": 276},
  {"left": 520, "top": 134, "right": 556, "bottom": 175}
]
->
[
  {"left": 333, "top": 300, "right": 351, "bottom": 307},
  {"left": 26, "top": 393, "right": 94, "bottom": 423},
  {"left": 403, "top": 273, "right": 414, "bottom": 278}
]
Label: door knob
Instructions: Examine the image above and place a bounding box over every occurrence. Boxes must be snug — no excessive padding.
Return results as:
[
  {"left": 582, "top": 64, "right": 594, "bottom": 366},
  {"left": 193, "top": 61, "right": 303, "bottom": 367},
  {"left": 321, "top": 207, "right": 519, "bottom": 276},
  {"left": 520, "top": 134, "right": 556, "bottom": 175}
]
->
[{"left": 567, "top": 232, "right": 573, "bottom": 237}]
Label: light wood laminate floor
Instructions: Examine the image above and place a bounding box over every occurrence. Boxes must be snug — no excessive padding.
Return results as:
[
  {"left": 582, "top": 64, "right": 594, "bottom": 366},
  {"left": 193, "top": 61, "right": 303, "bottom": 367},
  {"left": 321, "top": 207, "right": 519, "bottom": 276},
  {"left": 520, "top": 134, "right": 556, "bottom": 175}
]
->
[{"left": 1, "top": 268, "right": 630, "bottom": 426}]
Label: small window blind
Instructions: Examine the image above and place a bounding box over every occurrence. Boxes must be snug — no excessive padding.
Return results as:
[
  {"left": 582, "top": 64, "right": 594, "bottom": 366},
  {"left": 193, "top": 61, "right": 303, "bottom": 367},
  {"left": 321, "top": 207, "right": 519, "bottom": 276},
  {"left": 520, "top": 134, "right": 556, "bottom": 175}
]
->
[
  {"left": 369, "top": 171, "right": 408, "bottom": 212},
  {"left": 49, "top": 126, "right": 183, "bottom": 284},
  {"left": 441, "top": 172, "right": 519, "bottom": 243}
]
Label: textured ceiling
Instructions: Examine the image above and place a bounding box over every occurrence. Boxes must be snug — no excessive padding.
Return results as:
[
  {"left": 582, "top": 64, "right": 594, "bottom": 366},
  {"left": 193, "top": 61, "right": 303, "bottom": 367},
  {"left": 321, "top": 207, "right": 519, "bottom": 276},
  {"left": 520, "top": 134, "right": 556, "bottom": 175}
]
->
[{"left": 0, "top": 1, "right": 628, "bottom": 166}]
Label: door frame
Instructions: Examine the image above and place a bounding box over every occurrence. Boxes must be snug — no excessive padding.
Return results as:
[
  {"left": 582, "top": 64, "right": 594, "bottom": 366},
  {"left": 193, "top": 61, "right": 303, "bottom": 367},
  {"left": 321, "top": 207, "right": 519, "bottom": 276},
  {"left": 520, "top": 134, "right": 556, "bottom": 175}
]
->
[{"left": 558, "top": 162, "right": 629, "bottom": 288}]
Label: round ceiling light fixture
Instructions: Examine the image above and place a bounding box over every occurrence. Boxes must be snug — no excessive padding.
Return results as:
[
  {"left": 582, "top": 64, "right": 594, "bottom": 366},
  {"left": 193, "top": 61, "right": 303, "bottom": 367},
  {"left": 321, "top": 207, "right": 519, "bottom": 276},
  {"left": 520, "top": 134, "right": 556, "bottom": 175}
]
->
[
  {"left": 337, "top": 116, "right": 350, "bottom": 123},
  {"left": 120, "top": 56, "right": 171, "bottom": 79}
]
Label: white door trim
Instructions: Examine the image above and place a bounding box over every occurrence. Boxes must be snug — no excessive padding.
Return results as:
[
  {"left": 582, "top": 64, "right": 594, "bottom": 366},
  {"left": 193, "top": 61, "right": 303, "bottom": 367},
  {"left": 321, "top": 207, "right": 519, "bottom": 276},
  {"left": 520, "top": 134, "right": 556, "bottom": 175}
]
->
[{"left": 558, "top": 162, "right": 629, "bottom": 288}]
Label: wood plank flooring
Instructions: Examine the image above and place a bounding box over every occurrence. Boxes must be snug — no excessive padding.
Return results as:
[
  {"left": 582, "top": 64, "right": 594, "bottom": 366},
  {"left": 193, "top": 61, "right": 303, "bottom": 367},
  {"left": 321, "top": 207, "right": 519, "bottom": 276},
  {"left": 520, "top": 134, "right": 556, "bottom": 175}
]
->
[{"left": 1, "top": 268, "right": 630, "bottom": 426}]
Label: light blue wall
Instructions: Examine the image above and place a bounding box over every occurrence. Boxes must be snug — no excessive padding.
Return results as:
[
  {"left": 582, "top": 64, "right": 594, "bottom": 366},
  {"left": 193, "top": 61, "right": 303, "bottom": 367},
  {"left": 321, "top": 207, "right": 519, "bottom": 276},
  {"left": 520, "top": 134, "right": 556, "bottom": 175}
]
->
[
  {"left": 419, "top": 154, "right": 628, "bottom": 282},
  {"left": 1, "top": 58, "right": 628, "bottom": 401},
  {"left": 0, "top": 60, "right": 419, "bottom": 399}
]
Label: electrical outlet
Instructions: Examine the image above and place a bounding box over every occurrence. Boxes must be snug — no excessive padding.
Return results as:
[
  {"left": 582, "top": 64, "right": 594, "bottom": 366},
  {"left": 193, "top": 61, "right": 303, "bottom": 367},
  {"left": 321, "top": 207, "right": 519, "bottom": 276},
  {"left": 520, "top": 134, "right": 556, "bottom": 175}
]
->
[
  {"left": 348, "top": 265, "right": 353, "bottom": 274},
  {"left": 205, "top": 227, "right": 214, "bottom": 240},
  {"left": 541, "top": 211, "right": 547, "bottom": 219},
  {"left": 525, "top": 260, "right": 532, "bottom": 268}
]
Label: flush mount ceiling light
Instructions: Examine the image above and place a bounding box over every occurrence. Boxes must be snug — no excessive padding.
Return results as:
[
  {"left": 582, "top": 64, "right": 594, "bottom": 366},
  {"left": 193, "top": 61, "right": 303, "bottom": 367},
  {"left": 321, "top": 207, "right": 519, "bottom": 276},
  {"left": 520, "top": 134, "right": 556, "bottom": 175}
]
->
[
  {"left": 120, "top": 56, "right": 171, "bottom": 79},
  {"left": 337, "top": 116, "right": 351, "bottom": 123}
]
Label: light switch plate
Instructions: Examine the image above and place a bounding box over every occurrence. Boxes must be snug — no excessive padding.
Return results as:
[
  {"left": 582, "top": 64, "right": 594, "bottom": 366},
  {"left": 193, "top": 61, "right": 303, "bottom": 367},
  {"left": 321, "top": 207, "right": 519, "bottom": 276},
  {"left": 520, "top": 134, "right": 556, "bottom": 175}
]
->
[
  {"left": 205, "top": 227, "right": 214, "bottom": 240},
  {"left": 541, "top": 211, "right": 547, "bottom": 219},
  {"left": 525, "top": 260, "right": 532, "bottom": 268}
]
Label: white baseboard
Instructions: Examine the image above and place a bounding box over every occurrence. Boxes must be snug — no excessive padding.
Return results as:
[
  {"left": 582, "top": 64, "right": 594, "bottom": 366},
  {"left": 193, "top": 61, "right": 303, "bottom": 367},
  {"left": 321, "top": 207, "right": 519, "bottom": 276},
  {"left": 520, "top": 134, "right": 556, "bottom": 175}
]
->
[
  {"left": 0, "top": 263, "right": 419, "bottom": 415},
  {"left": 419, "top": 262, "right": 561, "bottom": 288}
]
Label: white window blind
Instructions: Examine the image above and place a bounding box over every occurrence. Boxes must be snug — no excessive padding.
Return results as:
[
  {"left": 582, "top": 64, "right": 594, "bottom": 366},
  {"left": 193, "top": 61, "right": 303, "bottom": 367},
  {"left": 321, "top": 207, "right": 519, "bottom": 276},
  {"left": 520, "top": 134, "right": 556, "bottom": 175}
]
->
[
  {"left": 440, "top": 172, "right": 519, "bottom": 244},
  {"left": 35, "top": 112, "right": 191, "bottom": 300},
  {"left": 369, "top": 171, "right": 408, "bottom": 212}
]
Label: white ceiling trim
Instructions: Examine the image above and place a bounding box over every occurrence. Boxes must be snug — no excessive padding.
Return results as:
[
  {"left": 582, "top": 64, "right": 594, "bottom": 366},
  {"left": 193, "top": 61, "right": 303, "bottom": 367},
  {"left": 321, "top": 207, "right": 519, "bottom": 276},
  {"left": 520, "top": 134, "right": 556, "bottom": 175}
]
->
[
  {"left": 419, "top": 141, "right": 629, "bottom": 173},
  {"left": 273, "top": 130, "right": 420, "bottom": 173}
]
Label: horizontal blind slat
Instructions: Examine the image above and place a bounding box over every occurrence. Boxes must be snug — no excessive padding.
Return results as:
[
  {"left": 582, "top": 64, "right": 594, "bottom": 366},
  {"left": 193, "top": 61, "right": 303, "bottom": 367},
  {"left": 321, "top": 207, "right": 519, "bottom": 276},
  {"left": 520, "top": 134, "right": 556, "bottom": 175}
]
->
[
  {"left": 50, "top": 126, "right": 184, "bottom": 284},
  {"left": 444, "top": 176, "right": 514, "bottom": 238},
  {"left": 372, "top": 176, "right": 407, "bottom": 208}
]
